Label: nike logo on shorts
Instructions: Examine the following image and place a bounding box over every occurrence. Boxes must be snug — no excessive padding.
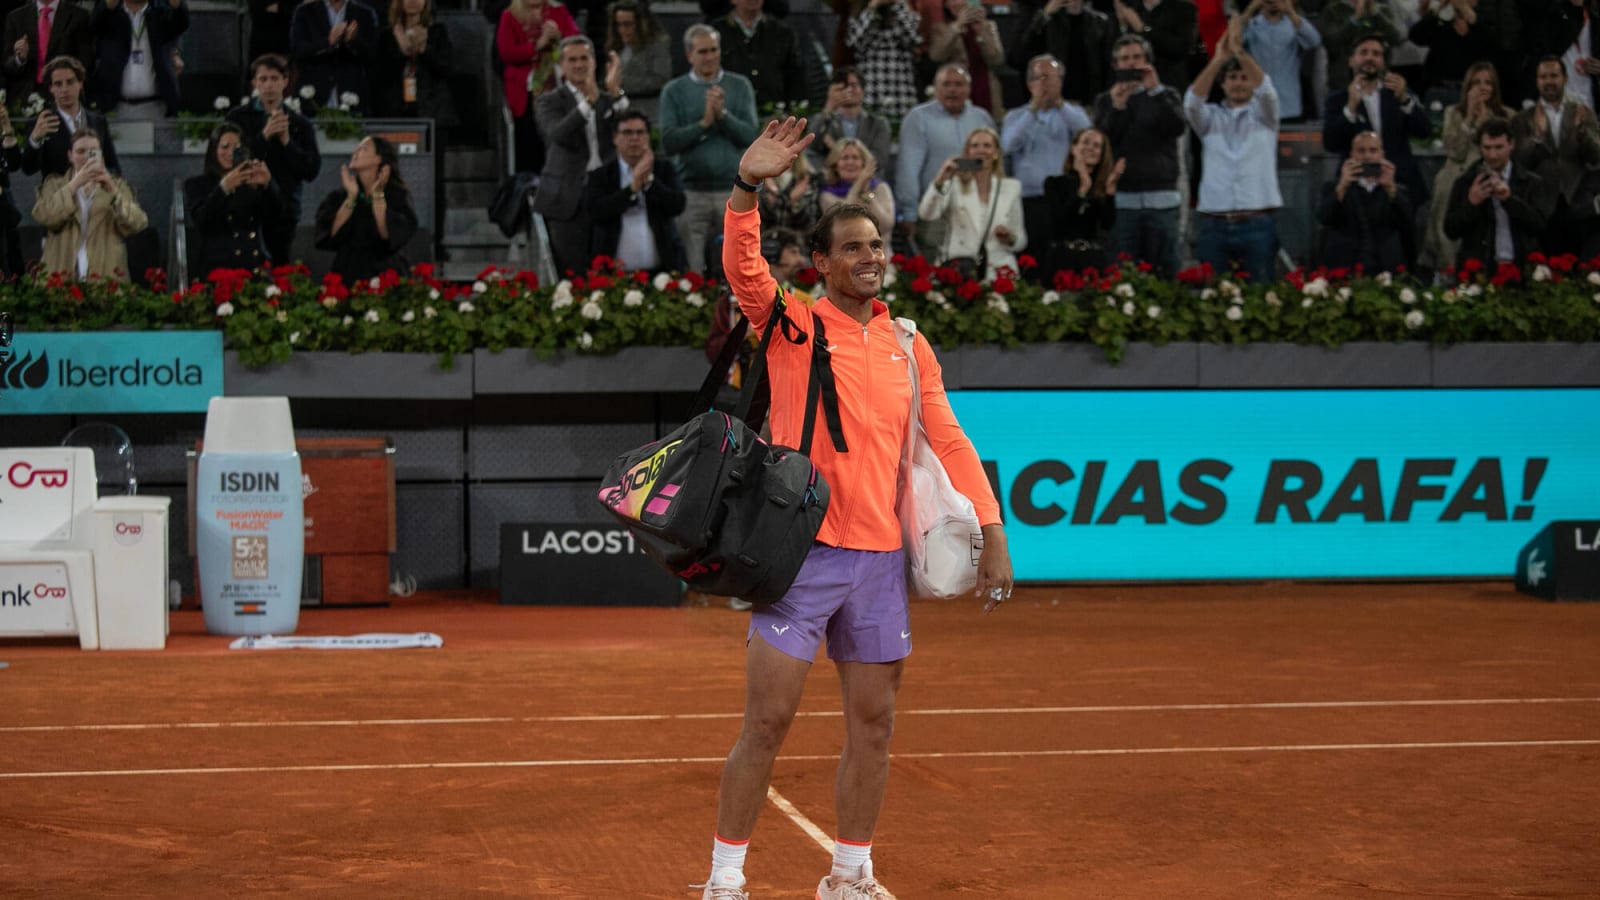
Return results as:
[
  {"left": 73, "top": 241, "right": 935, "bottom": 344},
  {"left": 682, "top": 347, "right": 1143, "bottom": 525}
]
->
[{"left": 771, "top": 624, "right": 790, "bottom": 636}]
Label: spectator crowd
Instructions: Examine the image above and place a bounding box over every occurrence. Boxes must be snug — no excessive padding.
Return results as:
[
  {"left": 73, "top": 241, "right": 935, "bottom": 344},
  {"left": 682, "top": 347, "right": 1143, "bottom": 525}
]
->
[{"left": 2, "top": 0, "right": 1599, "bottom": 289}]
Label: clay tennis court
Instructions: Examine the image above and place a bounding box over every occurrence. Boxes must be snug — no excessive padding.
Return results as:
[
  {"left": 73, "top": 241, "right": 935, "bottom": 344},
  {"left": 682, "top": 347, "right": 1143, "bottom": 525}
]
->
[{"left": 3, "top": 580, "right": 1598, "bottom": 898}]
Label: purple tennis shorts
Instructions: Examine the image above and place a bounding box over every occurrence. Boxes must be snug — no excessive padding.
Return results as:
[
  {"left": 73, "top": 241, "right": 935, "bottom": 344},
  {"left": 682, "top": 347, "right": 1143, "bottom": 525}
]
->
[{"left": 748, "top": 544, "right": 911, "bottom": 664}]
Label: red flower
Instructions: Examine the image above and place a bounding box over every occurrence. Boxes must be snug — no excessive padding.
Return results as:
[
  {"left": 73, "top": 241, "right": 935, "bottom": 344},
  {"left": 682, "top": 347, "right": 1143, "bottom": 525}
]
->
[
  {"left": 935, "top": 265, "right": 962, "bottom": 286},
  {"left": 67, "top": 284, "right": 83, "bottom": 300},
  {"left": 891, "top": 253, "right": 907, "bottom": 267},
  {"left": 517, "top": 271, "right": 540, "bottom": 290},
  {"left": 171, "top": 290, "right": 185, "bottom": 304},
  {"left": 684, "top": 271, "right": 706, "bottom": 290},
  {"left": 1016, "top": 254, "right": 1037, "bottom": 269},
  {"left": 1550, "top": 254, "right": 1577, "bottom": 273},
  {"left": 476, "top": 264, "right": 500, "bottom": 281},
  {"left": 412, "top": 262, "right": 435, "bottom": 279},
  {"left": 794, "top": 266, "right": 819, "bottom": 286},
  {"left": 911, "top": 276, "right": 934, "bottom": 293},
  {"left": 1528, "top": 251, "right": 1547, "bottom": 265},
  {"left": 1460, "top": 257, "right": 1484, "bottom": 275},
  {"left": 1136, "top": 261, "right": 1153, "bottom": 273},
  {"left": 571, "top": 275, "right": 588, "bottom": 291},
  {"left": 992, "top": 275, "right": 1015, "bottom": 294},
  {"left": 1053, "top": 270, "right": 1083, "bottom": 291},
  {"left": 956, "top": 280, "right": 982, "bottom": 301},
  {"left": 590, "top": 273, "right": 614, "bottom": 289},
  {"left": 1490, "top": 262, "right": 1521, "bottom": 287},
  {"left": 1176, "top": 265, "right": 1209, "bottom": 285},
  {"left": 634, "top": 270, "right": 649, "bottom": 284}
]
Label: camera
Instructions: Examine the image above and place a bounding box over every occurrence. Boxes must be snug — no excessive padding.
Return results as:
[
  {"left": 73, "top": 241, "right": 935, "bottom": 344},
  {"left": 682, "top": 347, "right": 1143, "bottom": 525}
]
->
[
  {"left": 1359, "top": 161, "right": 1383, "bottom": 178},
  {"left": 1114, "top": 68, "right": 1145, "bottom": 83},
  {"left": 953, "top": 157, "right": 985, "bottom": 172}
]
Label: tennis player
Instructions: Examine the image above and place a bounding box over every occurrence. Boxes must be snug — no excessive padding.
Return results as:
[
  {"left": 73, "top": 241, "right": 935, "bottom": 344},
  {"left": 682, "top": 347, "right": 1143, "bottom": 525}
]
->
[{"left": 696, "top": 117, "right": 1014, "bottom": 900}]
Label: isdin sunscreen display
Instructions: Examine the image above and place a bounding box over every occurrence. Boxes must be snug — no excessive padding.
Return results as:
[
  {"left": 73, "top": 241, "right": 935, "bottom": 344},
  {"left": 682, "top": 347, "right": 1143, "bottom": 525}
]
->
[{"left": 196, "top": 397, "right": 304, "bottom": 636}]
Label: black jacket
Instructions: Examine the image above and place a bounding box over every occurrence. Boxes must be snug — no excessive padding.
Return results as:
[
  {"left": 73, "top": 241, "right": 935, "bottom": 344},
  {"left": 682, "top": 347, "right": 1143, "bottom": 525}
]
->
[
  {"left": 375, "top": 21, "right": 456, "bottom": 124},
  {"left": 21, "top": 107, "right": 118, "bottom": 177},
  {"left": 226, "top": 101, "right": 322, "bottom": 219},
  {"left": 1, "top": 1, "right": 93, "bottom": 101},
  {"left": 1443, "top": 165, "right": 1554, "bottom": 265},
  {"left": 1317, "top": 178, "right": 1414, "bottom": 273},
  {"left": 314, "top": 184, "right": 420, "bottom": 282},
  {"left": 585, "top": 154, "right": 688, "bottom": 273},
  {"left": 289, "top": 0, "right": 380, "bottom": 114},
  {"left": 1323, "top": 86, "right": 1433, "bottom": 201},
  {"left": 1092, "top": 86, "right": 1186, "bottom": 193},
  {"left": 184, "top": 172, "right": 285, "bottom": 273},
  {"left": 713, "top": 13, "right": 805, "bottom": 108},
  {"left": 90, "top": 0, "right": 189, "bottom": 115},
  {"left": 1025, "top": 6, "right": 1117, "bottom": 104}
]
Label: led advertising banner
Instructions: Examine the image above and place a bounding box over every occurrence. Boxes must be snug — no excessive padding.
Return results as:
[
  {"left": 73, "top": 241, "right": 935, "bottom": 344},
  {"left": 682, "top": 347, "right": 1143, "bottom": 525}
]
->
[
  {"left": 948, "top": 389, "right": 1600, "bottom": 579},
  {"left": 0, "top": 330, "right": 223, "bottom": 414}
]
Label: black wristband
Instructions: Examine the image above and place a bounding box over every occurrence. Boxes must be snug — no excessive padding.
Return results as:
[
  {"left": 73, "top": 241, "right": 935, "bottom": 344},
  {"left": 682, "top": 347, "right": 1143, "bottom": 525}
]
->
[{"left": 732, "top": 174, "right": 760, "bottom": 193}]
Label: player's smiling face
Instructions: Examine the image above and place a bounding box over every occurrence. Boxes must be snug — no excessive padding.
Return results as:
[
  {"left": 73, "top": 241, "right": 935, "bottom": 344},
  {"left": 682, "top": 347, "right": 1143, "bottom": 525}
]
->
[{"left": 815, "top": 215, "right": 885, "bottom": 303}]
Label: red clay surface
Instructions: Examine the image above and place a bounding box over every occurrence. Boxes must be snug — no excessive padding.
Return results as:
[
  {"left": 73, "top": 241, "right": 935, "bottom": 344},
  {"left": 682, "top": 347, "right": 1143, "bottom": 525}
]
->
[{"left": 2, "top": 581, "right": 1598, "bottom": 898}]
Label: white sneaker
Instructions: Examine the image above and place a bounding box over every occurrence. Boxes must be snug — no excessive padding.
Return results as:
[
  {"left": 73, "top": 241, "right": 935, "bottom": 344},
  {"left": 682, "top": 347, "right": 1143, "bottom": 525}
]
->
[
  {"left": 815, "top": 860, "right": 889, "bottom": 899},
  {"left": 695, "top": 866, "right": 749, "bottom": 900}
]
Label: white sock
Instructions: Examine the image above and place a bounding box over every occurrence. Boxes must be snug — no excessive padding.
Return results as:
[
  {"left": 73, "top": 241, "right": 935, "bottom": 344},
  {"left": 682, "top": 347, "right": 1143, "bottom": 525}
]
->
[
  {"left": 831, "top": 837, "right": 872, "bottom": 878},
  {"left": 711, "top": 833, "right": 749, "bottom": 876}
]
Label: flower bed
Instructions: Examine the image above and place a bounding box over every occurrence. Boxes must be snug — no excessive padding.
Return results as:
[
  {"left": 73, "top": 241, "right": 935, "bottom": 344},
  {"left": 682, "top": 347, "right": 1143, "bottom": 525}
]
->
[{"left": 6, "top": 253, "right": 1599, "bottom": 369}]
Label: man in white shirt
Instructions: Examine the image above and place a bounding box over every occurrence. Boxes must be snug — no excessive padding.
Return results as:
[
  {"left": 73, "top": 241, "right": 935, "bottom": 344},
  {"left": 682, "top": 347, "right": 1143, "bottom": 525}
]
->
[
  {"left": 586, "top": 109, "right": 688, "bottom": 272},
  {"left": 533, "top": 36, "right": 627, "bottom": 275},
  {"left": 894, "top": 63, "right": 995, "bottom": 258},
  {"left": 1186, "top": 27, "right": 1281, "bottom": 281},
  {"left": 1002, "top": 54, "right": 1090, "bottom": 279},
  {"left": 1444, "top": 118, "right": 1554, "bottom": 265},
  {"left": 89, "top": 0, "right": 188, "bottom": 119},
  {"left": 1511, "top": 55, "right": 1600, "bottom": 255}
]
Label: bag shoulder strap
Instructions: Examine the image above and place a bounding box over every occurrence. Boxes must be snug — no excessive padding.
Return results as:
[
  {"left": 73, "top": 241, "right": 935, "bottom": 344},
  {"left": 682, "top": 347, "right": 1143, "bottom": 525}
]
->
[
  {"left": 801, "top": 311, "right": 848, "bottom": 456},
  {"left": 690, "top": 287, "right": 803, "bottom": 431}
]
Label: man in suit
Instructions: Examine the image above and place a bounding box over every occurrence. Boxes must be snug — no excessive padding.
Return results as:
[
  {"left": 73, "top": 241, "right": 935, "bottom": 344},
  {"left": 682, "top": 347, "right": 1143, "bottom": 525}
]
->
[
  {"left": 587, "top": 109, "right": 687, "bottom": 272},
  {"left": 1323, "top": 33, "right": 1431, "bottom": 204},
  {"left": 21, "top": 56, "right": 117, "bottom": 178},
  {"left": 2, "top": 0, "right": 92, "bottom": 104},
  {"left": 288, "top": 0, "right": 378, "bottom": 114},
  {"left": 1445, "top": 117, "right": 1555, "bottom": 265},
  {"left": 90, "top": 0, "right": 189, "bottom": 118},
  {"left": 534, "top": 35, "right": 625, "bottom": 276},
  {"left": 1536, "top": 0, "right": 1597, "bottom": 111},
  {"left": 1318, "top": 130, "right": 1414, "bottom": 272},
  {"left": 712, "top": 0, "right": 804, "bottom": 110},
  {"left": 1512, "top": 56, "right": 1600, "bottom": 255},
  {"left": 226, "top": 54, "right": 322, "bottom": 266},
  {"left": 805, "top": 67, "right": 891, "bottom": 176}
]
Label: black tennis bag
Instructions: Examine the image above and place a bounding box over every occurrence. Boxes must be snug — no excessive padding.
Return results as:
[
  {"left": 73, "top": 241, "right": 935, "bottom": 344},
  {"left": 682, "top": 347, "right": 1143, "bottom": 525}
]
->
[{"left": 596, "top": 292, "right": 847, "bottom": 604}]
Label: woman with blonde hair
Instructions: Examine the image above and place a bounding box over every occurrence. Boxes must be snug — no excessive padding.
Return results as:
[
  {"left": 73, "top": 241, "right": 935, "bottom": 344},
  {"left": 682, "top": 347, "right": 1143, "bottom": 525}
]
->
[
  {"left": 759, "top": 152, "right": 822, "bottom": 236},
  {"left": 1041, "top": 126, "right": 1125, "bottom": 276},
  {"left": 603, "top": 0, "right": 671, "bottom": 121},
  {"left": 34, "top": 131, "right": 148, "bottom": 281},
  {"left": 1420, "top": 60, "right": 1510, "bottom": 273},
  {"left": 818, "top": 138, "right": 895, "bottom": 236},
  {"left": 916, "top": 125, "right": 1025, "bottom": 278}
]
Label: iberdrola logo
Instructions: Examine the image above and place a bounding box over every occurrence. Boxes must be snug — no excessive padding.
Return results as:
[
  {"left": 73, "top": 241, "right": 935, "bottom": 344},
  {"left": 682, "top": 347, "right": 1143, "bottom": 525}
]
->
[{"left": 0, "top": 350, "right": 48, "bottom": 389}]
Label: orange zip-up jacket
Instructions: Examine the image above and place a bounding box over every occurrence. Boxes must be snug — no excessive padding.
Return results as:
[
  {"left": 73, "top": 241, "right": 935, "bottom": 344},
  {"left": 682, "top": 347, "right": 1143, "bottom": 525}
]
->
[{"left": 723, "top": 202, "right": 1002, "bottom": 551}]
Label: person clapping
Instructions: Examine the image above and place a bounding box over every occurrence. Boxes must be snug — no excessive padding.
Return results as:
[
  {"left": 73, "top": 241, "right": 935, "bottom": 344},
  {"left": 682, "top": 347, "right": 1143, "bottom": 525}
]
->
[{"left": 314, "top": 136, "right": 418, "bottom": 281}]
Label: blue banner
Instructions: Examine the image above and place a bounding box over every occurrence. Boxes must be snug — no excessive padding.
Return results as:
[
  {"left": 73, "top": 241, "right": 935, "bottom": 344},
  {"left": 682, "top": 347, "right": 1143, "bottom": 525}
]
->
[
  {"left": 0, "top": 330, "right": 223, "bottom": 414},
  {"left": 949, "top": 389, "right": 1600, "bottom": 579}
]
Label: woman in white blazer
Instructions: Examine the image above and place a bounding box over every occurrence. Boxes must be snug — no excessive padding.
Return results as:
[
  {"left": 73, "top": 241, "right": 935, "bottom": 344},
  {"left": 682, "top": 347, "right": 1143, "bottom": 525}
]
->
[{"left": 916, "top": 125, "right": 1026, "bottom": 279}]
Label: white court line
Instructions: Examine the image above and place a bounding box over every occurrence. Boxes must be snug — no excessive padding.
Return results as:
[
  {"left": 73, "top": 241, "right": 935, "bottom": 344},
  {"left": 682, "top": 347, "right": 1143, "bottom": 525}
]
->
[
  {"left": 767, "top": 787, "right": 902, "bottom": 900},
  {"left": 5, "top": 696, "right": 1598, "bottom": 733},
  {"left": 3, "top": 739, "right": 1598, "bottom": 780}
]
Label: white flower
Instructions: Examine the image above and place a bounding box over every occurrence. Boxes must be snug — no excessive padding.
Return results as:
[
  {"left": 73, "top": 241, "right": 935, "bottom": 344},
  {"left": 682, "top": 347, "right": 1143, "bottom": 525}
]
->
[
  {"left": 581, "top": 300, "right": 604, "bottom": 320},
  {"left": 216, "top": 301, "right": 235, "bottom": 316},
  {"left": 987, "top": 295, "right": 1010, "bottom": 315},
  {"left": 369, "top": 277, "right": 382, "bottom": 290},
  {"left": 1594, "top": 292, "right": 1600, "bottom": 304},
  {"left": 423, "top": 305, "right": 437, "bottom": 318},
  {"left": 1533, "top": 265, "right": 1552, "bottom": 282},
  {"left": 264, "top": 284, "right": 281, "bottom": 298},
  {"left": 457, "top": 300, "right": 475, "bottom": 313},
  {"left": 300, "top": 85, "right": 316, "bottom": 99},
  {"left": 1376, "top": 272, "right": 1392, "bottom": 287},
  {"left": 1041, "top": 290, "right": 1060, "bottom": 306},
  {"left": 1265, "top": 290, "right": 1281, "bottom": 307},
  {"left": 883, "top": 266, "right": 897, "bottom": 286},
  {"left": 275, "top": 310, "right": 287, "bottom": 323},
  {"left": 686, "top": 292, "right": 706, "bottom": 308},
  {"left": 1200, "top": 288, "right": 1216, "bottom": 300},
  {"left": 885, "top": 291, "right": 897, "bottom": 303},
  {"left": 623, "top": 289, "right": 644, "bottom": 307},
  {"left": 1146, "top": 305, "right": 1161, "bottom": 319},
  {"left": 1430, "top": 100, "right": 1443, "bottom": 111},
  {"left": 213, "top": 95, "right": 230, "bottom": 111},
  {"left": 1120, "top": 300, "right": 1135, "bottom": 316},
  {"left": 929, "top": 291, "right": 948, "bottom": 308},
  {"left": 1230, "top": 294, "right": 1245, "bottom": 306},
  {"left": 1399, "top": 288, "right": 1417, "bottom": 304},
  {"left": 1463, "top": 283, "right": 1483, "bottom": 297},
  {"left": 1442, "top": 291, "right": 1457, "bottom": 304},
  {"left": 678, "top": 278, "right": 692, "bottom": 292},
  {"left": 429, "top": 288, "right": 440, "bottom": 300},
  {"left": 1404, "top": 309, "right": 1425, "bottom": 329},
  {"left": 653, "top": 272, "right": 674, "bottom": 291},
  {"left": 578, "top": 332, "right": 594, "bottom": 349},
  {"left": 402, "top": 310, "right": 415, "bottom": 323},
  {"left": 1219, "top": 279, "right": 1241, "bottom": 297},
  {"left": 365, "top": 309, "right": 380, "bottom": 323},
  {"left": 289, "top": 331, "right": 301, "bottom": 344},
  {"left": 342, "top": 315, "right": 354, "bottom": 326},
  {"left": 1114, "top": 283, "right": 1135, "bottom": 298},
  {"left": 1302, "top": 297, "right": 1314, "bottom": 308},
  {"left": 1106, "top": 297, "right": 1117, "bottom": 307},
  {"left": 1588, "top": 272, "right": 1600, "bottom": 287},
  {"left": 473, "top": 280, "right": 488, "bottom": 294},
  {"left": 589, "top": 289, "right": 605, "bottom": 304},
  {"left": 321, "top": 296, "right": 338, "bottom": 309},
  {"left": 1302, "top": 277, "right": 1329, "bottom": 297},
  {"left": 1337, "top": 287, "right": 1352, "bottom": 302},
  {"left": 340, "top": 91, "right": 359, "bottom": 108},
  {"left": 1225, "top": 305, "right": 1243, "bottom": 321}
]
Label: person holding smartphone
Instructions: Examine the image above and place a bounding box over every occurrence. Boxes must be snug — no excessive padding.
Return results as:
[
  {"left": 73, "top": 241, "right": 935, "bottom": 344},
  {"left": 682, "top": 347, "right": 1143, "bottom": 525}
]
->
[
  {"left": 917, "top": 124, "right": 1026, "bottom": 277},
  {"left": 184, "top": 122, "right": 284, "bottom": 274},
  {"left": 32, "top": 129, "right": 147, "bottom": 281},
  {"left": 1318, "top": 130, "right": 1414, "bottom": 272},
  {"left": 22, "top": 56, "right": 119, "bottom": 179},
  {"left": 1443, "top": 117, "right": 1555, "bottom": 266}
]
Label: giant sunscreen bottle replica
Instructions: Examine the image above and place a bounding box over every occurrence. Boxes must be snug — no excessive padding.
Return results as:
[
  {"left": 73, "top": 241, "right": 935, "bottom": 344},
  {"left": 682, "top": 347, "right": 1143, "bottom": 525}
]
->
[{"left": 196, "top": 397, "right": 303, "bottom": 635}]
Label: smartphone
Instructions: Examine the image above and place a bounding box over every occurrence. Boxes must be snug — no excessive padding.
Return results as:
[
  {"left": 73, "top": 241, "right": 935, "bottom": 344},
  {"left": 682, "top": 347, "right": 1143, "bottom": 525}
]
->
[
  {"left": 954, "top": 157, "right": 984, "bottom": 172},
  {"left": 235, "top": 143, "right": 251, "bottom": 164},
  {"left": 86, "top": 147, "right": 100, "bottom": 161},
  {"left": 1115, "top": 68, "right": 1145, "bottom": 83},
  {"left": 1359, "top": 161, "right": 1382, "bottom": 178}
]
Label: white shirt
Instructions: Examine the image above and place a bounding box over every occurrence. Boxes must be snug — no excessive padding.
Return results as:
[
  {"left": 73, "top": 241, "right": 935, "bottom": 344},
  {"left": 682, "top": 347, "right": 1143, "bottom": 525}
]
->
[
  {"left": 1491, "top": 161, "right": 1514, "bottom": 263},
  {"left": 1562, "top": 15, "right": 1594, "bottom": 110},
  {"left": 613, "top": 156, "right": 658, "bottom": 271},
  {"left": 1185, "top": 78, "right": 1283, "bottom": 213},
  {"left": 563, "top": 81, "right": 604, "bottom": 173},
  {"left": 916, "top": 174, "right": 1027, "bottom": 278},
  {"left": 75, "top": 184, "right": 93, "bottom": 279},
  {"left": 1541, "top": 100, "right": 1565, "bottom": 147},
  {"left": 120, "top": 2, "right": 159, "bottom": 102}
]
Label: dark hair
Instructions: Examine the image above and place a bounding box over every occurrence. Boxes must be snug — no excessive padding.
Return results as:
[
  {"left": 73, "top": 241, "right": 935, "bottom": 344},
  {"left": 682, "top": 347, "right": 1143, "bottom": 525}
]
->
[
  {"left": 1350, "top": 33, "right": 1388, "bottom": 58},
  {"left": 830, "top": 65, "right": 864, "bottom": 90},
  {"left": 762, "top": 227, "right": 803, "bottom": 265},
  {"left": 204, "top": 123, "right": 246, "bottom": 180},
  {"left": 615, "top": 108, "right": 651, "bottom": 131},
  {"left": 1220, "top": 58, "right": 1246, "bottom": 79},
  {"left": 365, "top": 136, "right": 409, "bottom": 191},
  {"left": 808, "top": 202, "right": 877, "bottom": 256},
  {"left": 42, "top": 55, "right": 86, "bottom": 84},
  {"left": 1476, "top": 117, "right": 1514, "bottom": 143},
  {"left": 1535, "top": 55, "right": 1568, "bottom": 77},
  {"left": 249, "top": 54, "right": 290, "bottom": 79},
  {"left": 605, "top": 0, "right": 664, "bottom": 54},
  {"left": 1112, "top": 33, "right": 1152, "bottom": 64}
]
